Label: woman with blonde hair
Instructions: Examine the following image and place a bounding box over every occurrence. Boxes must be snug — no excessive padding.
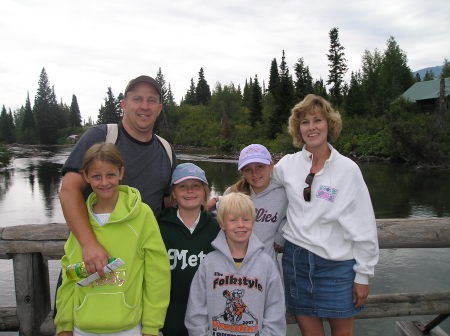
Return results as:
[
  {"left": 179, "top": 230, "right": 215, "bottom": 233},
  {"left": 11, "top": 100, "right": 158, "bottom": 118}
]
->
[{"left": 272, "top": 94, "right": 379, "bottom": 336}]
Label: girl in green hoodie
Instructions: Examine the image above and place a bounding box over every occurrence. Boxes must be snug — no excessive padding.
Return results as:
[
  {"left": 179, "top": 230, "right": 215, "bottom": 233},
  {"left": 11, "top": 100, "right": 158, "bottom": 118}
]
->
[{"left": 55, "top": 143, "right": 170, "bottom": 336}]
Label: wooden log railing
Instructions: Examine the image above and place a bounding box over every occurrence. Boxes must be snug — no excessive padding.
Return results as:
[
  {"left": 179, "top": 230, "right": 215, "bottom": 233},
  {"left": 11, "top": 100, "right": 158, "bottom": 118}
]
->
[{"left": 1, "top": 218, "right": 450, "bottom": 335}]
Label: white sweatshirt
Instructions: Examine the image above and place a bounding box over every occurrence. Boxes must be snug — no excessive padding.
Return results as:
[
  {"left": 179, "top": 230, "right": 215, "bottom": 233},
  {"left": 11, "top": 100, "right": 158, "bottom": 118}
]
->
[{"left": 272, "top": 144, "right": 379, "bottom": 285}]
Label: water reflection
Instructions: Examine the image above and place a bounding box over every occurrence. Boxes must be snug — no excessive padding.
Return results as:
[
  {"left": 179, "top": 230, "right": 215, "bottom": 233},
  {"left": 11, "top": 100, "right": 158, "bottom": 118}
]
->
[
  {"left": 0, "top": 147, "right": 66, "bottom": 226},
  {"left": 1, "top": 149, "right": 449, "bottom": 225},
  {"left": 36, "top": 161, "right": 62, "bottom": 217},
  {"left": 361, "top": 163, "right": 450, "bottom": 218},
  {"left": 179, "top": 158, "right": 450, "bottom": 219},
  {"left": 0, "top": 169, "right": 13, "bottom": 202},
  {"left": 191, "top": 160, "right": 240, "bottom": 195}
]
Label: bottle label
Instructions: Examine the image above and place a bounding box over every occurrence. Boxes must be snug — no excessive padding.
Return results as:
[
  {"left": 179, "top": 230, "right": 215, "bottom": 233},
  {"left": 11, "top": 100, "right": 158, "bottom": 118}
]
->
[{"left": 76, "top": 258, "right": 125, "bottom": 287}]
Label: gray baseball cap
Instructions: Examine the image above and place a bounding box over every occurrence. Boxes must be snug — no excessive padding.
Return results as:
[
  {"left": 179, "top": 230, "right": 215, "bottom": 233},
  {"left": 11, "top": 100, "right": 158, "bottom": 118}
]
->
[{"left": 124, "top": 75, "right": 161, "bottom": 98}]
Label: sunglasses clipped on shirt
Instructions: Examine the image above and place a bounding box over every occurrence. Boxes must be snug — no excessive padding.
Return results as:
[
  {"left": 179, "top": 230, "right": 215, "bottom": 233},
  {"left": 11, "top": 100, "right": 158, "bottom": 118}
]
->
[{"left": 303, "top": 172, "right": 315, "bottom": 202}]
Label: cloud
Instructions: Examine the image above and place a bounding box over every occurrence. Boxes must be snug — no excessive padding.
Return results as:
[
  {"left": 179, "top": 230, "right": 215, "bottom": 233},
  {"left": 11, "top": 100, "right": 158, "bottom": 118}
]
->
[{"left": 0, "top": 0, "right": 448, "bottom": 121}]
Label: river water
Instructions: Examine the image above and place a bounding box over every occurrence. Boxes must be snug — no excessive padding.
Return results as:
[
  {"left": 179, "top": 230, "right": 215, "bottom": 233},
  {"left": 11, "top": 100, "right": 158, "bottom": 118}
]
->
[{"left": 0, "top": 145, "right": 449, "bottom": 335}]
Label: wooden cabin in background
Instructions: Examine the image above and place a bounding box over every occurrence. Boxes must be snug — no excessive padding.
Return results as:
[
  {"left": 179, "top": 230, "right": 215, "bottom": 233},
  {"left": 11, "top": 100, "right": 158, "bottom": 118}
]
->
[{"left": 402, "top": 77, "right": 450, "bottom": 113}]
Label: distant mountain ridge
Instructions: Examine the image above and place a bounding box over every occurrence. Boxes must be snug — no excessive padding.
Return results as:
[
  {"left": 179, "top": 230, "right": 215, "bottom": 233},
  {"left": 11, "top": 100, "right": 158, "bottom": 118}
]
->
[{"left": 413, "top": 65, "right": 443, "bottom": 79}]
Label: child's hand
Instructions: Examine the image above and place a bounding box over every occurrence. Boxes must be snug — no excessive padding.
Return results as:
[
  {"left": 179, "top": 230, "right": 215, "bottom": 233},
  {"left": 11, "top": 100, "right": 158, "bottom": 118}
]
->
[
  {"left": 205, "top": 197, "right": 219, "bottom": 211},
  {"left": 274, "top": 243, "right": 284, "bottom": 253}
]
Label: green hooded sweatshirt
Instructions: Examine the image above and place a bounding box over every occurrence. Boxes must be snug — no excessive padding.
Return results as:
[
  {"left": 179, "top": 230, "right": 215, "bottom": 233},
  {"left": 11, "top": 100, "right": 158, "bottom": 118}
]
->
[{"left": 55, "top": 185, "right": 170, "bottom": 335}]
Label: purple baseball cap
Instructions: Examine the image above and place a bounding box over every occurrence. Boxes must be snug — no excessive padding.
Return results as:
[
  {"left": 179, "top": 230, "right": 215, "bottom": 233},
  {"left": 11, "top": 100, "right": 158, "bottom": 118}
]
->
[{"left": 238, "top": 144, "right": 272, "bottom": 170}]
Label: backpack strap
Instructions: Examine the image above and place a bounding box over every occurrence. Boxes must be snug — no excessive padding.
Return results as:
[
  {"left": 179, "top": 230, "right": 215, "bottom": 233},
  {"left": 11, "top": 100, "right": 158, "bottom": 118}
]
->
[
  {"left": 106, "top": 124, "right": 119, "bottom": 144},
  {"left": 105, "top": 123, "right": 173, "bottom": 166},
  {"left": 155, "top": 134, "right": 174, "bottom": 167}
]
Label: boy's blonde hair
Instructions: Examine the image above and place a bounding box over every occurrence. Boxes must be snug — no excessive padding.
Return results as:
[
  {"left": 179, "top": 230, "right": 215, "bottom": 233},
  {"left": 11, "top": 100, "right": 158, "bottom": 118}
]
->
[{"left": 217, "top": 192, "right": 256, "bottom": 226}]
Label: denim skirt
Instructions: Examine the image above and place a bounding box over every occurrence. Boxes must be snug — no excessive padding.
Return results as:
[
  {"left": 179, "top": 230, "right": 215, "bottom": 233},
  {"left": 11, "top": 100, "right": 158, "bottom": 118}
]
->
[{"left": 282, "top": 240, "right": 362, "bottom": 318}]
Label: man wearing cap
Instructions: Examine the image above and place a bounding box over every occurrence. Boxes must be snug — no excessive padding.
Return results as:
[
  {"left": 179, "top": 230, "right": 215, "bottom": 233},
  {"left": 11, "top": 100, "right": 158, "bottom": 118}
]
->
[{"left": 59, "top": 75, "right": 176, "bottom": 276}]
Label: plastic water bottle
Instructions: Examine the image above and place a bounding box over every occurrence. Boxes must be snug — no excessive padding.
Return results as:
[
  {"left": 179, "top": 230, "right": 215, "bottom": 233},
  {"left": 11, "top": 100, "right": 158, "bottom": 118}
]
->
[{"left": 66, "top": 258, "right": 116, "bottom": 281}]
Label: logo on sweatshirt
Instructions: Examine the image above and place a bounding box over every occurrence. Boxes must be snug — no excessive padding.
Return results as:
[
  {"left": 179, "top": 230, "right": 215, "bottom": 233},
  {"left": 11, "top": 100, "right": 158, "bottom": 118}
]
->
[
  {"left": 212, "top": 288, "right": 259, "bottom": 335},
  {"left": 255, "top": 208, "right": 278, "bottom": 223},
  {"left": 213, "top": 273, "right": 263, "bottom": 292},
  {"left": 167, "top": 249, "right": 206, "bottom": 270},
  {"left": 87, "top": 270, "right": 126, "bottom": 288},
  {"left": 316, "top": 185, "right": 338, "bottom": 202}
]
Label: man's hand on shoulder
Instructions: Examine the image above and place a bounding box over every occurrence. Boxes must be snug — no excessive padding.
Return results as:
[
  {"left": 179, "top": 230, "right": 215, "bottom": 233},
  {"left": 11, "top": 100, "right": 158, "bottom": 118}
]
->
[{"left": 82, "top": 240, "right": 110, "bottom": 276}]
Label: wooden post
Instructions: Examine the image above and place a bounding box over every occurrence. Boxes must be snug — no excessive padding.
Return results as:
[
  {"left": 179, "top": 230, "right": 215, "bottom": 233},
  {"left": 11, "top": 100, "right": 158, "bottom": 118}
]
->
[
  {"left": 13, "top": 253, "right": 51, "bottom": 336},
  {"left": 395, "top": 320, "right": 449, "bottom": 336},
  {"left": 0, "top": 307, "right": 19, "bottom": 330}
]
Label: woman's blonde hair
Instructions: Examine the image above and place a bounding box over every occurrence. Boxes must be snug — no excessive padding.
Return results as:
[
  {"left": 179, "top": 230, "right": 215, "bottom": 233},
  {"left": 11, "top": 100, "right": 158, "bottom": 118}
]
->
[
  {"left": 81, "top": 142, "right": 124, "bottom": 174},
  {"left": 288, "top": 94, "right": 342, "bottom": 148},
  {"left": 216, "top": 192, "right": 256, "bottom": 227}
]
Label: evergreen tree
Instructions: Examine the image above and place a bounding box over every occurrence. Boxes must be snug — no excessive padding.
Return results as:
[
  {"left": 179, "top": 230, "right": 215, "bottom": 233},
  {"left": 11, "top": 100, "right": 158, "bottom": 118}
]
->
[
  {"left": 0, "top": 105, "right": 15, "bottom": 143},
  {"left": 414, "top": 73, "right": 421, "bottom": 82},
  {"left": 161, "top": 83, "right": 178, "bottom": 140},
  {"left": 268, "top": 58, "right": 279, "bottom": 97},
  {"left": 344, "top": 72, "right": 365, "bottom": 116},
  {"left": 379, "top": 36, "right": 413, "bottom": 112},
  {"left": 69, "top": 94, "right": 82, "bottom": 127},
  {"left": 183, "top": 78, "right": 197, "bottom": 105},
  {"left": 7, "top": 109, "right": 15, "bottom": 142},
  {"left": 208, "top": 83, "right": 244, "bottom": 123},
  {"left": 155, "top": 68, "right": 169, "bottom": 133},
  {"left": 327, "top": 27, "right": 348, "bottom": 106},
  {"left": 33, "top": 68, "right": 58, "bottom": 144},
  {"left": 97, "top": 87, "right": 121, "bottom": 124},
  {"left": 294, "top": 57, "right": 313, "bottom": 100},
  {"left": 22, "top": 92, "right": 35, "bottom": 130},
  {"left": 56, "top": 97, "right": 69, "bottom": 130},
  {"left": 269, "top": 50, "right": 295, "bottom": 138},
  {"left": 155, "top": 67, "right": 168, "bottom": 104},
  {"left": 116, "top": 92, "right": 124, "bottom": 120},
  {"left": 441, "top": 58, "right": 450, "bottom": 78},
  {"left": 195, "top": 68, "right": 211, "bottom": 105},
  {"left": 249, "top": 75, "right": 263, "bottom": 126},
  {"left": 242, "top": 78, "right": 253, "bottom": 109},
  {"left": 360, "top": 49, "right": 383, "bottom": 115},
  {"left": 423, "top": 70, "right": 435, "bottom": 81},
  {"left": 312, "top": 79, "right": 328, "bottom": 98}
]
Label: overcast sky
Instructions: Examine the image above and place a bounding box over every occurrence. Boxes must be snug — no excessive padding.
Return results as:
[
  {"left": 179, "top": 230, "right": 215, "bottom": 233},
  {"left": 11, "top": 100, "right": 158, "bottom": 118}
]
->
[{"left": 1, "top": 0, "right": 449, "bottom": 122}]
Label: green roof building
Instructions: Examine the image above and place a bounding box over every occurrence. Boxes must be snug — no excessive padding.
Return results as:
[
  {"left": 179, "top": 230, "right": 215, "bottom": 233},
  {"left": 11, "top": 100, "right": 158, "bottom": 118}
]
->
[{"left": 402, "top": 77, "right": 450, "bottom": 113}]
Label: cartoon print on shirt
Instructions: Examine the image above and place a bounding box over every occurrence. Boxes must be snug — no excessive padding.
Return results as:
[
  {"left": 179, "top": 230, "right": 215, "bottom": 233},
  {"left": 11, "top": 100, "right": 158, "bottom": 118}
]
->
[{"left": 213, "top": 289, "right": 258, "bottom": 327}]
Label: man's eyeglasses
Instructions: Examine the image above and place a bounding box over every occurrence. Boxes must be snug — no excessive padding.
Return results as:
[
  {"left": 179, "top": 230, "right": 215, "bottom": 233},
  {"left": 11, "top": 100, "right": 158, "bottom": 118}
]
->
[{"left": 303, "top": 173, "right": 315, "bottom": 202}]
